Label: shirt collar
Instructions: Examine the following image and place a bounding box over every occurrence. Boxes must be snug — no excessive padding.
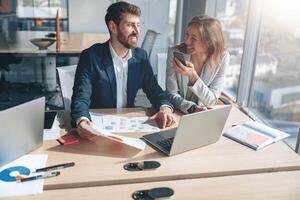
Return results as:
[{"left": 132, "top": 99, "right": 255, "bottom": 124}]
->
[{"left": 109, "top": 41, "right": 132, "bottom": 62}]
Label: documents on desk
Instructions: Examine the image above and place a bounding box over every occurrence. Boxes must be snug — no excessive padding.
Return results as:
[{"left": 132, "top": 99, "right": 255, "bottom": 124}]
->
[
  {"left": 90, "top": 112, "right": 159, "bottom": 133},
  {"left": 224, "top": 121, "right": 290, "bottom": 150},
  {"left": 43, "top": 112, "right": 60, "bottom": 140},
  {"left": 87, "top": 126, "right": 146, "bottom": 150},
  {"left": 0, "top": 154, "right": 48, "bottom": 198}
]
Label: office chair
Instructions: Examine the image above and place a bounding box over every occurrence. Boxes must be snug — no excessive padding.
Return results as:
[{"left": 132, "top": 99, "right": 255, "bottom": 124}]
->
[
  {"left": 0, "top": 54, "right": 22, "bottom": 101},
  {"left": 57, "top": 65, "right": 77, "bottom": 111},
  {"left": 141, "top": 29, "right": 160, "bottom": 58},
  {"left": 157, "top": 53, "right": 167, "bottom": 90}
]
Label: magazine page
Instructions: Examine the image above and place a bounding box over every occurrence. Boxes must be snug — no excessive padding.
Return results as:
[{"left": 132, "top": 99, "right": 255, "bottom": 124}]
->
[
  {"left": 244, "top": 121, "right": 290, "bottom": 141},
  {"left": 224, "top": 125, "right": 273, "bottom": 150}
]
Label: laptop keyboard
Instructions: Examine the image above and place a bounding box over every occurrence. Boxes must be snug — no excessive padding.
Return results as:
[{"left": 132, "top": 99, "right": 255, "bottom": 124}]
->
[{"left": 156, "top": 137, "right": 174, "bottom": 152}]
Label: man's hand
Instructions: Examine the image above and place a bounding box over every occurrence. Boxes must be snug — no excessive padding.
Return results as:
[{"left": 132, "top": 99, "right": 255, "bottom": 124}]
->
[
  {"left": 150, "top": 107, "right": 176, "bottom": 129},
  {"left": 77, "top": 120, "right": 97, "bottom": 140}
]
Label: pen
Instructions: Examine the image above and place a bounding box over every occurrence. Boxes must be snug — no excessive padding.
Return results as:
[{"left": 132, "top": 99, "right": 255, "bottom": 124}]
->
[
  {"left": 35, "top": 162, "right": 75, "bottom": 173},
  {"left": 18, "top": 171, "right": 60, "bottom": 183}
]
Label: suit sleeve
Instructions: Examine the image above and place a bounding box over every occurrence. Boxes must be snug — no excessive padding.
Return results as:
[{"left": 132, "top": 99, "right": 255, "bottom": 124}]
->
[
  {"left": 189, "top": 52, "right": 230, "bottom": 106},
  {"left": 141, "top": 52, "right": 173, "bottom": 110},
  {"left": 71, "top": 49, "right": 93, "bottom": 127}
]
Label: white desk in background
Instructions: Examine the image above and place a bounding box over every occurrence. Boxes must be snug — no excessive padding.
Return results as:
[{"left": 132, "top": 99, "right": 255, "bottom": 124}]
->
[{"left": 0, "top": 31, "right": 109, "bottom": 91}]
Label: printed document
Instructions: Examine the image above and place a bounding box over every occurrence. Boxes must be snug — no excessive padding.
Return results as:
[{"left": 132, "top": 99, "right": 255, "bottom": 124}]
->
[
  {"left": 0, "top": 154, "right": 48, "bottom": 198},
  {"left": 90, "top": 112, "right": 159, "bottom": 133}
]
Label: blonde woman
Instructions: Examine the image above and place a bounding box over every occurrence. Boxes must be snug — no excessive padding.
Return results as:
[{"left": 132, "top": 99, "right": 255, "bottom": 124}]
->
[{"left": 166, "top": 15, "right": 230, "bottom": 114}]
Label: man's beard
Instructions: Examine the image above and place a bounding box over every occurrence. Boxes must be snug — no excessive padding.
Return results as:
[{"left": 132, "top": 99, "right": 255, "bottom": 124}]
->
[{"left": 117, "top": 32, "right": 138, "bottom": 49}]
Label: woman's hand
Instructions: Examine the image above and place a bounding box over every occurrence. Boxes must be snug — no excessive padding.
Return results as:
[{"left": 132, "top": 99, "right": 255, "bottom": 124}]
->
[{"left": 172, "top": 57, "right": 199, "bottom": 85}]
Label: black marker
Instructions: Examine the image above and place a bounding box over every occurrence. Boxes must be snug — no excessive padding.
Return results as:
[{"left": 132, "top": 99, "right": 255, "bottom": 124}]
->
[
  {"left": 18, "top": 171, "right": 60, "bottom": 183},
  {"left": 35, "top": 162, "right": 75, "bottom": 173}
]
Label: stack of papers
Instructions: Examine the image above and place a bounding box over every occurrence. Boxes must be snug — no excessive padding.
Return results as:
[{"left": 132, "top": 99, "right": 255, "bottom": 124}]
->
[
  {"left": 86, "top": 126, "right": 146, "bottom": 150},
  {"left": 88, "top": 112, "right": 156, "bottom": 150},
  {"left": 90, "top": 112, "right": 159, "bottom": 133}
]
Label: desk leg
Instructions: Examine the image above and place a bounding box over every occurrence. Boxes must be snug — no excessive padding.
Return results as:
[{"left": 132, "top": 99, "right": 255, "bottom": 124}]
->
[
  {"left": 296, "top": 128, "right": 300, "bottom": 154},
  {"left": 41, "top": 57, "right": 56, "bottom": 92}
]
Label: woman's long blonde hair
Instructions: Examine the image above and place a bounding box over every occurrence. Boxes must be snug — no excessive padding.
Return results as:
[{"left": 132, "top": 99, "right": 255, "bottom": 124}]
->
[{"left": 185, "top": 15, "right": 226, "bottom": 68}]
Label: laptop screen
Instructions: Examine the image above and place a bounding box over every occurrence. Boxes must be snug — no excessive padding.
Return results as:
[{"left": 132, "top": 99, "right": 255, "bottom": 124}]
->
[{"left": 0, "top": 97, "right": 45, "bottom": 167}]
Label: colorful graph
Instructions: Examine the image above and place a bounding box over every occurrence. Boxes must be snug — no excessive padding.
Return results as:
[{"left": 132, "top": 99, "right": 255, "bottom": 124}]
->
[{"left": 0, "top": 166, "right": 30, "bottom": 182}]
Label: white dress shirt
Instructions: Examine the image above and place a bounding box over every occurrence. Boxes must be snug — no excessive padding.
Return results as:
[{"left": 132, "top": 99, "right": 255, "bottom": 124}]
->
[{"left": 109, "top": 42, "right": 132, "bottom": 108}]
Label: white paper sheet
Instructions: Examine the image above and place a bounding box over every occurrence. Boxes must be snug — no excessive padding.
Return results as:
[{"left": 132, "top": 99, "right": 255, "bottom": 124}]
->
[
  {"left": 43, "top": 120, "right": 60, "bottom": 140},
  {"left": 90, "top": 112, "right": 159, "bottom": 133},
  {"left": 86, "top": 126, "right": 146, "bottom": 150},
  {"left": 0, "top": 154, "right": 48, "bottom": 198}
]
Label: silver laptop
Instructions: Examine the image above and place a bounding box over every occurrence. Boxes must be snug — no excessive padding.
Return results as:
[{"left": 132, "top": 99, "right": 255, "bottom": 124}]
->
[
  {"left": 143, "top": 105, "right": 232, "bottom": 156},
  {"left": 0, "top": 97, "right": 45, "bottom": 167}
]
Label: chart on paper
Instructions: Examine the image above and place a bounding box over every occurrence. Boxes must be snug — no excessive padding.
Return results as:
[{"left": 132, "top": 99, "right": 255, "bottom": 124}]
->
[
  {"left": 0, "top": 154, "right": 48, "bottom": 198},
  {"left": 90, "top": 112, "right": 159, "bottom": 133}
]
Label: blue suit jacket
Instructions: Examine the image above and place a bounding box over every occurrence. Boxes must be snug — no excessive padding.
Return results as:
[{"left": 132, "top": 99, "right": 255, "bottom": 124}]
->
[{"left": 71, "top": 41, "right": 173, "bottom": 127}]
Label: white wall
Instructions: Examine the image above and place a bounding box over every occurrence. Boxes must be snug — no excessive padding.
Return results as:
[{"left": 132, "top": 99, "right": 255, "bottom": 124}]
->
[
  {"left": 69, "top": 0, "right": 171, "bottom": 74},
  {"left": 128, "top": 0, "right": 170, "bottom": 74},
  {"left": 68, "top": 0, "right": 111, "bottom": 33}
]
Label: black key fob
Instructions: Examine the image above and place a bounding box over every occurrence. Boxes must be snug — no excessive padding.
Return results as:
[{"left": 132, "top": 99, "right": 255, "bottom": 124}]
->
[
  {"left": 132, "top": 187, "right": 174, "bottom": 200},
  {"left": 132, "top": 189, "right": 153, "bottom": 200},
  {"left": 124, "top": 161, "right": 160, "bottom": 171},
  {"left": 148, "top": 187, "right": 174, "bottom": 198}
]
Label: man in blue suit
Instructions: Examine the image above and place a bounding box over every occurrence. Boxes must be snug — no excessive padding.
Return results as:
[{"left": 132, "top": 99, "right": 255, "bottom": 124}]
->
[{"left": 71, "top": 1, "right": 175, "bottom": 139}]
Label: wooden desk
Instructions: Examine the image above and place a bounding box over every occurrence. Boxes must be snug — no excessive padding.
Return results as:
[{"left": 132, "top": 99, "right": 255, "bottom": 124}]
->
[
  {"left": 30, "top": 106, "right": 300, "bottom": 190},
  {"left": 0, "top": 31, "right": 110, "bottom": 54},
  {"left": 12, "top": 171, "right": 300, "bottom": 200}
]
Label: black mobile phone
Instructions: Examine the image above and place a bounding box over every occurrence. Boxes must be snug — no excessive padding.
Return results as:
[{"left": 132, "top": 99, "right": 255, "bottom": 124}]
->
[{"left": 173, "top": 51, "right": 186, "bottom": 65}]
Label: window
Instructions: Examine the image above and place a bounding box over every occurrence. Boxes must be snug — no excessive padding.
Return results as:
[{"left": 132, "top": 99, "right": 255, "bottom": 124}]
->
[
  {"left": 249, "top": 0, "right": 300, "bottom": 150},
  {"left": 16, "top": 0, "right": 68, "bottom": 31},
  {"left": 0, "top": 0, "right": 71, "bottom": 110},
  {"left": 215, "top": 0, "right": 250, "bottom": 100}
]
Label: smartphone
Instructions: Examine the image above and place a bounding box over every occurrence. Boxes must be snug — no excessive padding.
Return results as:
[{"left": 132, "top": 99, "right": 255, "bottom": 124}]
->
[{"left": 174, "top": 51, "right": 188, "bottom": 66}]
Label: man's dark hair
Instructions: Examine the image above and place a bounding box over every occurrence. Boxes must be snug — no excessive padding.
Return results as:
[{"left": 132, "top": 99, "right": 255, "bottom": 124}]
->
[{"left": 105, "top": 1, "right": 141, "bottom": 29}]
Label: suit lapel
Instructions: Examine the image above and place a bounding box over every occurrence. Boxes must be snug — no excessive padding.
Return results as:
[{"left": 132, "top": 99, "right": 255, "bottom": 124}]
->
[{"left": 101, "top": 41, "right": 117, "bottom": 102}]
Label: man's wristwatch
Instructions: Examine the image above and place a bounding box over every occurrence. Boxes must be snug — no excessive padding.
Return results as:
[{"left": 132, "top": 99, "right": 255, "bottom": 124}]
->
[{"left": 187, "top": 105, "right": 196, "bottom": 113}]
